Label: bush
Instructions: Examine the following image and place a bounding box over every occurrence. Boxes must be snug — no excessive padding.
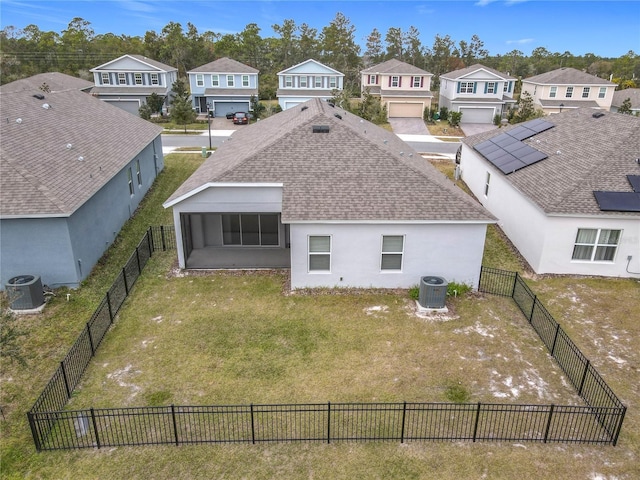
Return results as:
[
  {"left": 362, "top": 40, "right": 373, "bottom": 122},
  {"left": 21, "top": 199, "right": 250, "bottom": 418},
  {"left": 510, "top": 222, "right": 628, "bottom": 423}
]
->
[
  {"left": 439, "top": 106, "right": 449, "bottom": 121},
  {"left": 447, "top": 282, "right": 471, "bottom": 298},
  {"left": 408, "top": 285, "right": 420, "bottom": 300}
]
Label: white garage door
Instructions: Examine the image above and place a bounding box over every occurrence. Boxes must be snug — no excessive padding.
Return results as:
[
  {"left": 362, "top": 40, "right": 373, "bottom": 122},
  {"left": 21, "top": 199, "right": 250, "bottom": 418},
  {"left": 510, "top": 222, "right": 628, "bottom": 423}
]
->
[
  {"left": 105, "top": 100, "right": 140, "bottom": 116},
  {"left": 214, "top": 102, "right": 249, "bottom": 118},
  {"left": 389, "top": 103, "right": 423, "bottom": 118},
  {"left": 459, "top": 108, "right": 494, "bottom": 124}
]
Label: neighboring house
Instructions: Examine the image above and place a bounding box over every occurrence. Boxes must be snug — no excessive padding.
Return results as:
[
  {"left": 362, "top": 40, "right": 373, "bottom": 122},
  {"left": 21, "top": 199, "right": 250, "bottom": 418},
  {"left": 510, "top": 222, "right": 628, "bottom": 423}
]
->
[
  {"left": 521, "top": 67, "right": 617, "bottom": 114},
  {"left": 1, "top": 71, "right": 93, "bottom": 93},
  {"left": 611, "top": 88, "right": 640, "bottom": 115},
  {"left": 360, "top": 58, "right": 434, "bottom": 118},
  {"left": 0, "top": 73, "right": 165, "bottom": 290},
  {"left": 439, "top": 64, "right": 517, "bottom": 124},
  {"left": 276, "top": 59, "right": 344, "bottom": 110},
  {"left": 90, "top": 54, "right": 178, "bottom": 116},
  {"left": 163, "top": 98, "right": 496, "bottom": 290},
  {"left": 459, "top": 108, "right": 640, "bottom": 278},
  {"left": 187, "top": 57, "right": 259, "bottom": 117}
]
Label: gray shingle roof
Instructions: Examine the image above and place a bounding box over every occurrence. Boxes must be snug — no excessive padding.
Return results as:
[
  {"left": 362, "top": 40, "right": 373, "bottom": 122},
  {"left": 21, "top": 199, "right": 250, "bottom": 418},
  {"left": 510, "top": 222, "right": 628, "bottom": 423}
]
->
[
  {"left": 166, "top": 98, "right": 495, "bottom": 223},
  {"left": 461, "top": 109, "right": 640, "bottom": 216},
  {"left": 612, "top": 88, "right": 640, "bottom": 108},
  {"left": 1, "top": 76, "right": 163, "bottom": 217},
  {"left": 361, "top": 59, "right": 432, "bottom": 76},
  {"left": 0, "top": 72, "right": 93, "bottom": 93},
  {"left": 523, "top": 67, "right": 616, "bottom": 86},
  {"left": 441, "top": 64, "right": 516, "bottom": 80},
  {"left": 188, "top": 57, "right": 259, "bottom": 74},
  {"left": 92, "top": 54, "right": 177, "bottom": 72}
]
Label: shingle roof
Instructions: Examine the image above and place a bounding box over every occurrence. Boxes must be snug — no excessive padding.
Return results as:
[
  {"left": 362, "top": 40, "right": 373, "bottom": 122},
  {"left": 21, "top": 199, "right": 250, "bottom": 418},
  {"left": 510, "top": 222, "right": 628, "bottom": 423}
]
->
[
  {"left": 612, "top": 88, "right": 640, "bottom": 108},
  {"left": 188, "top": 57, "right": 259, "bottom": 74},
  {"left": 461, "top": 109, "right": 640, "bottom": 217},
  {"left": 166, "top": 98, "right": 495, "bottom": 223},
  {"left": 361, "top": 59, "right": 432, "bottom": 76},
  {"left": 0, "top": 72, "right": 93, "bottom": 93},
  {"left": 90, "top": 86, "right": 170, "bottom": 95},
  {"left": 1, "top": 75, "right": 162, "bottom": 217},
  {"left": 91, "top": 54, "right": 177, "bottom": 72},
  {"left": 440, "top": 64, "right": 516, "bottom": 80},
  {"left": 523, "top": 67, "right": 616, "bottom": 86}
]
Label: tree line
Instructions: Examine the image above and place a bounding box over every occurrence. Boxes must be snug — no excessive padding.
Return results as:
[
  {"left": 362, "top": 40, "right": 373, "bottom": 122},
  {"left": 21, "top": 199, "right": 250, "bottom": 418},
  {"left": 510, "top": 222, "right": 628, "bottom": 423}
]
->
[{"left": 2, "top": 14, "right": 638, "bottom": 96}]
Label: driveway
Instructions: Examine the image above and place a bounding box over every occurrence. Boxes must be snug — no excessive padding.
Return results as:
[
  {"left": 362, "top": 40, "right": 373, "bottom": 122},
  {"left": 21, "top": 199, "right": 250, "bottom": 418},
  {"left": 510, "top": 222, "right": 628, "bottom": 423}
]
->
[
  {"left": 460, "top": 123, "right": 499, "bottom": 136},
  {"left": 388, "top": 117, "right": 431, "bottom": 135}
]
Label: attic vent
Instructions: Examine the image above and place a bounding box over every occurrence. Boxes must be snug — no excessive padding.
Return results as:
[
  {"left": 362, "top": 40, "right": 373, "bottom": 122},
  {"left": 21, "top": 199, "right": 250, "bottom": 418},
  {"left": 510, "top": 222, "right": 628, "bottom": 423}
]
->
[
  {"left": 301, "top": 106, "right": 308, "bottom": 111},
  {"left": 592, "top": 112, "right": 605, "bottom": 118},
  {"left": 327, "top": 102, "right": 335, "bottom": 108},
  {"left": 312, "top": 125, "right": 330, "bottom": 133},
  {"left": 334, "top": 113, "right": 342, "bottom": 120},
  {"left": 32, "top": 94, "right": 45, "bottom": 100}
]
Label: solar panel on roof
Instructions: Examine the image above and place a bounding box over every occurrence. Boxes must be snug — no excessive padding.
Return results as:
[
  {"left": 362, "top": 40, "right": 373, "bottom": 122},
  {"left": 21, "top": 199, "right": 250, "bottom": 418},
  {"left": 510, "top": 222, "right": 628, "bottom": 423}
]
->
[
  {"left": 523, "top": 118, "right": 554, "bottom": 134},
  {"left": 628, "top": 175, "right": 640, "bottom": 193},
  {"left": 593, "top": 191, "right": 640, "bottom": 212}
]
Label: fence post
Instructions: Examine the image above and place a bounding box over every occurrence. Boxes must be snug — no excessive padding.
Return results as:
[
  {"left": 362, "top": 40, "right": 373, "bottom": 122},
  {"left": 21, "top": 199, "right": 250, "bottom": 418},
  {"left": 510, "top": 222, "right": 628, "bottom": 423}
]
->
[
  {"left": 550, "top": 323, "right": 561, "bottom": 356},
  {"left": 400, "top": 401, "right": 407, "bottom": 443},
  {"left": 147, "top": 228, "right": 153, "bottom": 257},
  {"left": 135, "top": 247, "right": 142, "bottom": 274},
  {"left": 543, "top": 404, "right": 554, "bottom": 443},
  {"left": 106, "top": 292, "right": 114, "bottom": 324},
  {"left": 529, "top": 295, "right": 537, "bottom": 323},
  {"left": 613, "top": 406, "right": 627, "bottom": 446},
  {"left": 171, "top": 405, "right": 179, "bottom": 446},
  {"left": 511, "top": 272, "right": 518, "bottom": 298},
  {"left": 578, "top": 360, "right": 590, "bottom": 396},
  {"left": 60, "top": 361, "right": 71, "bottom": 399},
  {"left": 327, "top": 402, "right": 331, "bottom": 444},
  {"left": 250, "top": 404, "right": 255, "bottom": 444},
  {"left": 27, "top": 411, "right": 42, "bottom": 452},
  {"left": 472, "top": 402, "right": 481, "bottom": 442},
  {"left": 86, "top": 323, "right": 95, "bottom": 356},
  {"left": 90, "top": 408, "right": 101, "bottom": 449},
  {"left": 122, "top": 268, "right": 129, "bottom": 296},
  {"left": 161, "top": 225, "right": 167, "bottom": 251}
]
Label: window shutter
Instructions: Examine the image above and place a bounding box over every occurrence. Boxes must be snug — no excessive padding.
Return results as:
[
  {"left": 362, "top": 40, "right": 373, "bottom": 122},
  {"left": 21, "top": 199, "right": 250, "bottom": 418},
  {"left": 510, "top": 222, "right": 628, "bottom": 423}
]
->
[
  {"left": 388, "top": 76, "right": 392, "bottom": 87},
  {"left": 509, "top": 81, "right": 512, "bottom": 93},
  {"left": 457, "top": 82, "right": 461, "bottom": 93},
  {"left": 420, "top": 77, "right": 424, "bottom": 88},
  {"left": 399, "top": 77, "right": 402, "bottom": 87},
  {"left": 484, "top": 83, "right": 488, "bottom": 94},
  {"left": 473, "top": 83, "right": 477, "bottom": 94}
]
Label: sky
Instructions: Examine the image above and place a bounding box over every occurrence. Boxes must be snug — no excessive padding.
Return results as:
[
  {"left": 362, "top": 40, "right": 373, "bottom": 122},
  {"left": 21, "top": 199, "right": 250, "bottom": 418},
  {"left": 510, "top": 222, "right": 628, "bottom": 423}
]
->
[{"left": 1, "top": 0, "right": 639, "bottom": 58}]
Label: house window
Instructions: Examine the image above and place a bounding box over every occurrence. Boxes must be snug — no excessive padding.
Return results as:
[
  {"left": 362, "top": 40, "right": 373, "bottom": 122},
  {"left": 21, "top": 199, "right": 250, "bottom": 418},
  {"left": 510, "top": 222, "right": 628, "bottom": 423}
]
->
[
  {"left": 221, "top": 214, "right": 279, "bottom": 246},
  {"left": 212, "top": 75, "right": 219, "bottom": 87},
  {"left": 381, "top": 235, "right": 404, "bottom": 271},
  {"left": 315, "top": 76, "right": 322, "bottom": 88},
  {"left": 486, "top": 82, "right": 496, "bottom": 94},
  {"left": 412, "top": 76, "right": 421, "bottom": 88},
  {"left": 135, "top": 73, "right": 143, "bottom": 85},
  {"left": 285, "top": 76, "right": 293, "bottom": 88},
  {"left": 299, "top": 76, "right": 307, "bottom": 88},
  {"left": 150, "top": 73, "right": 159, "bottom": 85},
  {"left": 118, "top": 73, "right": 127, "bottom": 85},
  {"left": 127, "top": 168, "right": 134, "bottom": 195},
  {"left": 598, "top": 87, "right": 606, "bottom": 98},
  {"left": 369, "top": 75, "right": 377, "bottom": 84},
  {"left": 196, "top": 74, "right": 204, "bottom": 87},
  {"left": 484, "top": 172, "right": 491, "bottom": 196},
  {"left": 242, "top": 75, "right": 249, "bottom": 87},
  {"left": 565, "top": 86, "right": 574, "bottom": 98},
  {"left": 227, "top": 75, "right": 234, "bottom": 87},
  {"left": 101, "top": 73, "right": 110, "bottom": 85},
  {"left": 582, "top": 87, "right": 590, "bottom": 98},
  {"left": 549, "top": 86, "right": 557, "bottom": 98},
  {"left": 460, "top": 82, "right": 474, "bottom": 94},
  {"left": 308, "top": 235, "right": 331, "bottom": 272},
  {"left": 572, "top": 229, "right": 621, "bottom": 262},
  {"left": 136, "top": 160, "right": 142, "bottom": 186},
  {"left": 391, "top": 76, "right": 400, "bottom": 87},
  {"left": 503, "top": 82, "right": 508, "bottom": 92},
  {"left": 329, "top": 77, "right": 337, "bottom": 88}
]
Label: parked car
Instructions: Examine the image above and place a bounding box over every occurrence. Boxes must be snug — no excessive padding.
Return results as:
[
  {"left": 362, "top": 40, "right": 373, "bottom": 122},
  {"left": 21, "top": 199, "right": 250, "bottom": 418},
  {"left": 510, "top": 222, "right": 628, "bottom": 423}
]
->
[
  {"left": 233, "top": 112, "right": 249, "bottom": 125},
  {"left": 225, "top": 111, "right": 236, "bottom": 119}
]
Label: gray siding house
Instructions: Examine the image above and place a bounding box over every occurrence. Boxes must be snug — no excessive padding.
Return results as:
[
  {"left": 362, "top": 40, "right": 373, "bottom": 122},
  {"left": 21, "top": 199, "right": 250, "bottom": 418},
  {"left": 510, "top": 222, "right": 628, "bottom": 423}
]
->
[
  {"left": 611, "top": 88, "right": 640, "bottom": 115},
  {"left": 187, "top": 57, "right": 259, "bottom": 117},
  {"left": 277, "top": 59, "right": 344, "bottom": 110},
  {"left": 0, "top": 73, "right": 164, "bottom": 289},
  {"left": 164, "top": 98, "right": 496, "bottom": 290}
]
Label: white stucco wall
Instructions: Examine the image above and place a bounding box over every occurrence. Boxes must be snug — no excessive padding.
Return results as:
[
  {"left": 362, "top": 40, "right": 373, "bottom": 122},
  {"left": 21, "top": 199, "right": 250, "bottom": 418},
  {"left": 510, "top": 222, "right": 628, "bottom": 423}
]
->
[{"left": 289, "top": 222, "right": 487, "bottom": 290}]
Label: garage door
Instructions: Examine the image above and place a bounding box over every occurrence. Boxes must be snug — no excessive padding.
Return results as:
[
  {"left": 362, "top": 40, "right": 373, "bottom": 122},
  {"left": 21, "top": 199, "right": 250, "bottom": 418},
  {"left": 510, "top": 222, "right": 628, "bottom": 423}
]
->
[
  {"left": 105, "top": 100, "right": 140, "bottom": 116},
  {"left": 459, "top": 108, "right": 494, "bottom": 124},
  {"left": 214, "top": 102, "right": 249, "bottom": 118},
  {"left": 388, "top": 103, "right": 423, "bottom": 118}
]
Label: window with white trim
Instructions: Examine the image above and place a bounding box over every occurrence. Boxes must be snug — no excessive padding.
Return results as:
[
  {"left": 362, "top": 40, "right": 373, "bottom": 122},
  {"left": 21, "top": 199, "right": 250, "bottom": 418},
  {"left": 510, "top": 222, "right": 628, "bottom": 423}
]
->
[
  {"left": 572, "top": 229, "right": 621, "bottom": 262},
  {"left": 127, "top": 168, "right": 134, "bottom": 195},
  {"left": 315, "top": 76, "right": 322, "bottom": 88},
  {"left": 486, "top": 82, "right": 496, "bottom": 94},
  {"left": 285, "top": 75, "right": 292, "bottom": 87},
  {"left": 565, "top": 86, "right": 574, "bottom": 98},
  {"left": 196, "top": 74, "right": 204, "bottom": 87},
  {"left": 412, "top": 76, "right": 421, "bottom": 88},
  {"left": 484, "top": 171, "right": 491, "bottom": 196},
  {"left": 503, "top": 82, "right": 508, "bottom": 92},
  {"left": 135, "top": 73, "right": 143, "bottom": 85},
  {"left": 227, "top": 75, "right": 234, "bottom": 87},
  {"left": 212, "top": 75, "right": 219, "bottom": 87},
  {"left": 460, "top": 82, "right": 474, "bottom": 93},
  {"left": 549, "top": 86, "right": 557, "bottom": 98},
  {"left": 221, "top": 214, "right": 279, "bottom": 246},
  {"left": 308, "top": 235, "right": 331, "bottom": 272},
  {"left": 118, "top": 73, "right": 127, "bottom": 85},
  {"left": 582, "top": 87, "right": 590, "bottom": 98},
  {"left": 598, "top": 87, "right": 606, "bottom": 98},
  {"left": 101, "top": 73, "right": 110, "bottom": 85},
  {"left": 299, "top": 76, "right": 307, "bottom": 88},
  {"left": 329, "top": 77, "right": 337, "bottom": 88},
  {"left": 150, "top": 73, "right": 159, "bottom": 85},
  {"left": 391, "top": 76, "right": 400, "bottom": 87},
  {"left": 136, "top": 159, "right": 142, "bottom": 186},
  {"left": 242, "top": 75, "right": 249, "bottom": 87},
  {"left": 369, "top": 74, "right": 377, "bottom": 84},
  {"left": 381, "top": 235, "right": 404, "bottom": 271}
]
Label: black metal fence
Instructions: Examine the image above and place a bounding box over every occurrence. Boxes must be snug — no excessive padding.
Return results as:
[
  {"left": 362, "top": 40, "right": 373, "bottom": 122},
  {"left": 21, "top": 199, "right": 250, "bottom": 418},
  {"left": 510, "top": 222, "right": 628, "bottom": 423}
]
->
[{"left": 27, "top": 252, "right": 626, "bottom": 450}]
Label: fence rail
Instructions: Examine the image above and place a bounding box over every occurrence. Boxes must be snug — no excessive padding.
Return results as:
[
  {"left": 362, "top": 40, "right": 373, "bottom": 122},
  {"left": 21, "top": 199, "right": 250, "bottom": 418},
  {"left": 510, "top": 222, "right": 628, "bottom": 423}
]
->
[{"left": 27, "top": 243, "right": 626, "bottom": 450}]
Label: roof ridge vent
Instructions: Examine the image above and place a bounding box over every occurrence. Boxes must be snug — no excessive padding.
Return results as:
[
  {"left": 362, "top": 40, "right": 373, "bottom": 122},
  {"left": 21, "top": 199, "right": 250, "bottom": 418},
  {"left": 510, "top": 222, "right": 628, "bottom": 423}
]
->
[
  {"left": 334, "top": 113, "right": 342, "bottom": 120},
  {"left": 592, "top": 112, "right": 605, "bottom": 118}
]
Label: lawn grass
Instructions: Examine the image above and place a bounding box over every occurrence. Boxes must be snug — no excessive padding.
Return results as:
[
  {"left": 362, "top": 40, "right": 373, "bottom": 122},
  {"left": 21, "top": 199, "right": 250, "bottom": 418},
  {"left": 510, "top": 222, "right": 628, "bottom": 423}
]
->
[{"left": 1, "top": 153, "right": 639, "bottom": 480}]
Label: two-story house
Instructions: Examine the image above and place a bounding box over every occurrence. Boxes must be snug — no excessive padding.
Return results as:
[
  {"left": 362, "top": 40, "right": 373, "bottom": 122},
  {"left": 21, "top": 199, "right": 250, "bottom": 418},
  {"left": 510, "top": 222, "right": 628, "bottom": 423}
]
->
[
  {"left": 90, "top": 54, "right": 178, "bottom": 116},
  {"left": 276, "top": 59, "right": 344, "bottom": 110},
  {"left": 187, "top": 57, "right": 259, "bottom": 117},
  {"left": 439, "top": 64, "right": 517, "bottom": 124},
  {"left": 360, "top": 59, "right": 434, "bottom": 118},
  {"left": 521, "top": 67, "right": 617, "bottom": 114}
]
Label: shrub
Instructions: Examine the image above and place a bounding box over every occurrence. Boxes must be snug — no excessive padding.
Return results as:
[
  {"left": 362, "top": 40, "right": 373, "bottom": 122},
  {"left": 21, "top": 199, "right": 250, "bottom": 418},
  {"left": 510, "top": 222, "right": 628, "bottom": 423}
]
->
[
  {"left": 447, "top": 282, "right": 471, "bottom": 298},
  {"left": 408, "top": 285, "right": 420, "bottom": 300}
]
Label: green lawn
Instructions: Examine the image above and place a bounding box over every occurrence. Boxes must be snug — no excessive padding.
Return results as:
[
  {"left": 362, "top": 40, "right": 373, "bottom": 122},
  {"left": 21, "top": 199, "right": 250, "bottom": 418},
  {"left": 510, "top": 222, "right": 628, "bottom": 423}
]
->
[{"left": 1, "top": 155, "right": 639, "bottom": 480}]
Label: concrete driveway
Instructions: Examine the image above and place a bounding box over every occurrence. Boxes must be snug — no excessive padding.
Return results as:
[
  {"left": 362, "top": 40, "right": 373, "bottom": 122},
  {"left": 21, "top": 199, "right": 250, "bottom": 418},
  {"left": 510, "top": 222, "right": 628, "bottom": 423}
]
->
[
  {"left": 388, "top": 117, "right": 431, "bottom": 135},
  {"left": 460, "top": 123, "right": 499, "bottom": 136}
]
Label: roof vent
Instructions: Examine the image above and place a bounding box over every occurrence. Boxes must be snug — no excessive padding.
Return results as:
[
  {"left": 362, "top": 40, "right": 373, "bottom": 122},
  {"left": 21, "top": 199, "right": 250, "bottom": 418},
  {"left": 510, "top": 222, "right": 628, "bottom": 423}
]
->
[
  {"left": 312, "top": 125, "right": 330, "bottom": 133},
  {"left": 327, "top": 102, "right": 335, "bottom": 108},
  {"left": 334, "top": 113, "right": 342, "bottom": 120},
  {"left": 592, "top": 112, "right": 605, "bottom": 118},
  {"left": 42, "top": 103, "right": 51, "bottom": 109},
  {"left": 301, "top": 106, "right": 308, "bottom": 111},
  {"left": 33, "top": 93, "right": 45, "bottom": 100}
]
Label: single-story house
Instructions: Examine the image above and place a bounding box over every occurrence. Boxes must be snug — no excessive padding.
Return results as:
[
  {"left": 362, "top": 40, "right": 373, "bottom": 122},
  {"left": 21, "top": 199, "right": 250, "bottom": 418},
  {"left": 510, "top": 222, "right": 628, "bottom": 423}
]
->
[
  {"left": 164, "top": 98, "right": 496, "bottom": 290},
  {"left": 459, "top": 108, "right": 640, "bottom": 278},
  {"left": 0, "top": 73, "right": 164, "bottom": 290}
]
